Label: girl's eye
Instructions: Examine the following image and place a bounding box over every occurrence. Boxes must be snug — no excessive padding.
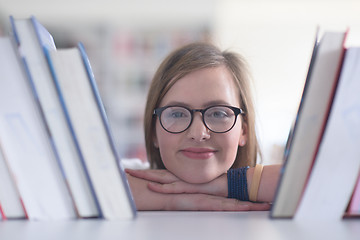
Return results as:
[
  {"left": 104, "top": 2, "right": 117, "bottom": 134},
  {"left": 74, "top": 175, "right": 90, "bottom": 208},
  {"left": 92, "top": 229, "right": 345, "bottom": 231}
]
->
[
  {"left": 170, "top": 111, "right": 187, "bottom": 118},
  {"left": 206, "top": 108, "right": 231, "bottom": 118},
  {"left": 210, "top": 111, "right": 227, "bottom": 118},
  {"left": 164, "top": 107, "right": 190, "bottom": 119}
]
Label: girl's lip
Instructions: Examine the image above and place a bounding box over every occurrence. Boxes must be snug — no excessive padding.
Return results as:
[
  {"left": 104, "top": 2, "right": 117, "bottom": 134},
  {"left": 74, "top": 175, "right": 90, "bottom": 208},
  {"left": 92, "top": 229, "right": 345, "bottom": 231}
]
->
[{"left": 180, "top": 148, "right": 217, "bottom": 160}]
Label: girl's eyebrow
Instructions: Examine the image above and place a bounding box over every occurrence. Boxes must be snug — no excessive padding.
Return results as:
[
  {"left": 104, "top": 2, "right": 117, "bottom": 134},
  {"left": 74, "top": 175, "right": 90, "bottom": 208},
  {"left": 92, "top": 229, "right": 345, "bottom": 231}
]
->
[
  {"left": 161, "top": 100, "right": 234, "bottom": 108},
  {"left": 203, "top": 100, "right": 234, "bottom": 107},
  {"left": 160, "top": 101, "right": 190, "bottom": 108}
]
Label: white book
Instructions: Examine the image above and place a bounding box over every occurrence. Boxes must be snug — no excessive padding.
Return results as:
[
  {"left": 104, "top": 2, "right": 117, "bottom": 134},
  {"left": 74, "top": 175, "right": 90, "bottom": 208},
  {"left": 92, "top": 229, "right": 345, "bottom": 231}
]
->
[
  {"left": 45, "top": 43, "right": 136, "bottom": 220},
  {"left": 271, "top": 31, "right": 347, "bottom": 218},
  {"left": 0, "top": 140, "right": 26, "bottom": 219},
  {"left": 11, "top": 16, "right": 99, "bottom": 218},
  {"left": 295, "top": 47, "right": 360, "bottom": 221},
  {"left": 0, "top": 37, "right": 75, "bottom": 220}
]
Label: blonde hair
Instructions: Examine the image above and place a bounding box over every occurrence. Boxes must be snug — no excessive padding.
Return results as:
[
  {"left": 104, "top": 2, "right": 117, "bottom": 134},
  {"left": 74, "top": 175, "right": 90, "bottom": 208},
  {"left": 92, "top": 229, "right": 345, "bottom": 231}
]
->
[{"left": 144, "top": 42, "right": 260, "bottom": 169}]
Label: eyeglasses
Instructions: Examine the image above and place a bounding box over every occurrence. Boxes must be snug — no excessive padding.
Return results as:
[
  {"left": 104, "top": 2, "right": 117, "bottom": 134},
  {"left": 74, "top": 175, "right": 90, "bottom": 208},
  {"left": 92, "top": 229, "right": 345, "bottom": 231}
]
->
[{"left": 153, "top": 105, "right": 245, "bottom": 134}]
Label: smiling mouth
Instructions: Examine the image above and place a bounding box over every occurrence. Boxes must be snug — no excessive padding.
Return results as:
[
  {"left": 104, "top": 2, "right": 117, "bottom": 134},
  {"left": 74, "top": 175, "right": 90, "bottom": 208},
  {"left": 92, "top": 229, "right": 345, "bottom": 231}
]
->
[{"left": 180, "top": 148, "right": 217, "bottom": 160}]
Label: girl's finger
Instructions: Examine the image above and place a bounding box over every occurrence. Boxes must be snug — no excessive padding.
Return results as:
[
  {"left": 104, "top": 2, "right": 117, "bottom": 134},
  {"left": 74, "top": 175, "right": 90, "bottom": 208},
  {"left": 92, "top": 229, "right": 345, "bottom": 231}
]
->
[
  {"left": 125, "top": 169, "right": 179, "bottom": 183},
  {"left": 147, "top": 181, "right": 200, "bottom": 194}
]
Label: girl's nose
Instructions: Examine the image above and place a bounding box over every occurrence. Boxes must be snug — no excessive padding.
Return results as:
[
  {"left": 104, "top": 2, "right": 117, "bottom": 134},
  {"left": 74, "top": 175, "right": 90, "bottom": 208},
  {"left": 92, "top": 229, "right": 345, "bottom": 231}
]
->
[{"left": 186, "top": 113, "right": 210, "bottom": 141}]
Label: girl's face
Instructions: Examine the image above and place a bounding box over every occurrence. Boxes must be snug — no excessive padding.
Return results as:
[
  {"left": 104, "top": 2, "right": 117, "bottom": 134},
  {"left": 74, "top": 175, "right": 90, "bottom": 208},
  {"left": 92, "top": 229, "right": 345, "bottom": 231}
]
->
[{"left": 154, "top": 66, "right": 247, "bottom": 184}]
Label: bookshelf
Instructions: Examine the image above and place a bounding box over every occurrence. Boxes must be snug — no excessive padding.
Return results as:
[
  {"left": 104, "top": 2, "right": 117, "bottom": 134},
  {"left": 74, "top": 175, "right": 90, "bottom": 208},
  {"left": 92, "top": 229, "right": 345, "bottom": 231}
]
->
[
  {"left": 1, "top": 14, "right": 359, "bottom": 225},
  {"left": 0, "top": 212, "right": 359, "bottom": 240}
]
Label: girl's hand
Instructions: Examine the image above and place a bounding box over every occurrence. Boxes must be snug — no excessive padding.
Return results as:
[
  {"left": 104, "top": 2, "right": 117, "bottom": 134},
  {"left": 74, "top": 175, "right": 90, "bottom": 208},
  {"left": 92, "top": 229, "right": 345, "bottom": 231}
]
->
[
  {"left": 125, "top": 169, "right": 181, "bottom": 184},
  {"left": 164, "top": 194, "right": 270, "bottom": 211},
  {"left": 125, "top": 168, "right": 228, "bottom": 197},
  {"left": 126, "top": 172, "right": 271, "bottom": 211},
  {"left": 126, "top": 164, "right": 282, "bottom": 203}
]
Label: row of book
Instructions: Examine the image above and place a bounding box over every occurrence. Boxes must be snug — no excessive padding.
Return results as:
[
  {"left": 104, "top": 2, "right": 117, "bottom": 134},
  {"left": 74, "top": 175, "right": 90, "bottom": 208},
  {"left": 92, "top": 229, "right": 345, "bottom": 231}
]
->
[
  {"left": 270, "top": 30, "right": 360, "bottom": 220},
  {"left": 1, "top": 15, "right": 359, "bottom": 222},
  {"left": 0, "top": 16, "right": 136, "bottom": 220}
]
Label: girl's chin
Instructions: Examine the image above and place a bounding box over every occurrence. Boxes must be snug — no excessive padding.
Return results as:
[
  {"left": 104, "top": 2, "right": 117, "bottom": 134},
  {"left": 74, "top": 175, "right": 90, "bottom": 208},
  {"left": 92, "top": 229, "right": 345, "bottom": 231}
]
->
[{"left": 175, "top": 171, "right": 219, "bottom": 184}]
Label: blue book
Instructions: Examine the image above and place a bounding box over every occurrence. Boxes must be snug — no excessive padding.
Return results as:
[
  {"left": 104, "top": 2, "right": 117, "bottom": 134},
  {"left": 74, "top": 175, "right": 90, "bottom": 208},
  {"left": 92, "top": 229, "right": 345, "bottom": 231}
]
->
[{"left": 45, "top": 43, "right": 137, "bottom": 220}]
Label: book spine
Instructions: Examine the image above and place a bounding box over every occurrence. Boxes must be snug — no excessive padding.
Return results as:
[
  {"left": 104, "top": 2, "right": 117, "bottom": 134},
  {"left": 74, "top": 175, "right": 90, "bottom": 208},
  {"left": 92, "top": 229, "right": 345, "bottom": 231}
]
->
[
  {"left": 78, "top": 43, "right": 137, "bottom": 216},
  {"left": 9, "top": 16, "right": 20, "bottom": 46},
  {"left": 295, "top": 34, "right": 347, "bottom": 214},
  {"left": 348, "top": 173, "right": 360, "bottom": 214},
  {"left": 31, "top": 16, "right": 56, "bottom": 50},
  {"left": 270, "top": 36, "right": 319, "bottom": 218},
  {"left": 0, "top": 205, "right": 6, "bottom": 220},
  {"left": 306, "top": 33, "right": 347, "bottom": 173},
  {"left": 20, "top": 55, "right": 78, "bottom": 217},
  {"left": 44, "top": 47, "right": 103, "bottom": 218},
  {"left": 0, "top": 140, "right": 28, "bottom": 219}
]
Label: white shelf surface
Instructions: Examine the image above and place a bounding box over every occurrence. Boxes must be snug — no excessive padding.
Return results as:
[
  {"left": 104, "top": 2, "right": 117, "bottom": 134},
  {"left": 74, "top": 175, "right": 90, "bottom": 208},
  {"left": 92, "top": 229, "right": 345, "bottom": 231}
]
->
[{"left": 1, "top": 211, "right": 359, "bottom": 240}]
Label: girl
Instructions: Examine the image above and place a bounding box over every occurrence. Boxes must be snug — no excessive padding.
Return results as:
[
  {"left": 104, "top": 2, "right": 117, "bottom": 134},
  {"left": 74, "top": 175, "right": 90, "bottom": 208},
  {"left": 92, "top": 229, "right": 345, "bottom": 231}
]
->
[{"left": 126, "top": 42, "right": 281, "bottom": 210}]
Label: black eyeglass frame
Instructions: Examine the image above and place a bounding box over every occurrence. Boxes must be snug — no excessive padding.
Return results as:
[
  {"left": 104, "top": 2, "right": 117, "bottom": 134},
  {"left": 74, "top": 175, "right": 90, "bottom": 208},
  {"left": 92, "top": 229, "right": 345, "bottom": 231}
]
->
[{"left": 153, "top": 105, "right": 245, "bottom": 134}]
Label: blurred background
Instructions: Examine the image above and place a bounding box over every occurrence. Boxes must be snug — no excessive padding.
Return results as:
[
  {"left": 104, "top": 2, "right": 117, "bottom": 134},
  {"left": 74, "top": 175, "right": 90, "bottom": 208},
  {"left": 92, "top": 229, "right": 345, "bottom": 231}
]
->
[{"left": 1, "top": 0, "right": 359, "bottom": 165}]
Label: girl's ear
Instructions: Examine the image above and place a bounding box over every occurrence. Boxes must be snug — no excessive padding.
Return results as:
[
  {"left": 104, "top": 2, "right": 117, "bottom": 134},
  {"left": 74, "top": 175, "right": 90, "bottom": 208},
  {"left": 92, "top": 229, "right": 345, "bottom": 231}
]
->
[{"left": 239, "top": 120, "right": 248, "bottom": 147}]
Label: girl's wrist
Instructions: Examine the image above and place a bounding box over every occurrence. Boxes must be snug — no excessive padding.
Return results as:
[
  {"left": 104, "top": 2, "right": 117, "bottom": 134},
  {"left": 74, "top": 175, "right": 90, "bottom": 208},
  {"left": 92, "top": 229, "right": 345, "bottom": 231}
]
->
[
  {"left": 248, "top": 164, "right": 282, "bottom": 203},
  {"left": 249, "top": 164, "right": 264, "bottom": 202},
  {"left": 227, "top": 164, "right": 266, "bottom": 203},
  {"left": 227, "top": 167, "right": 250, "bottom": 201},
  {"left": 246, "top": 166, "right": 254, "bottom": 194}
]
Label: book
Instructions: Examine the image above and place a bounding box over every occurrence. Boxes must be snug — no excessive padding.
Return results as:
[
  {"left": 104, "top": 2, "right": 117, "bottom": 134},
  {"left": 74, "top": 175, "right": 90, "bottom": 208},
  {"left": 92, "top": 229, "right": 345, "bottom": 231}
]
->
[
  {"left": 0, "top": 205, "right": 3, "bottom": 220},
  {"left": 45, "top": 43, "right": 136, "bottom": 220},
  {"left": 0, "top": 36, "right": 76, "bottom": 220},
  {"left": 270, "top": 31, "right": 347, "bottom": 218},
  {"left": 346, "top": 173, "right": 360, "bottom": 217},
  {"left": 295, "top": 47, "right": 360, "bottom": 220},
  {"left": 0, "top": 139, "right": 26, "bottom": 219},
  {"left": 10, "top": 16, "right": 99, "bottom": 218}
]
